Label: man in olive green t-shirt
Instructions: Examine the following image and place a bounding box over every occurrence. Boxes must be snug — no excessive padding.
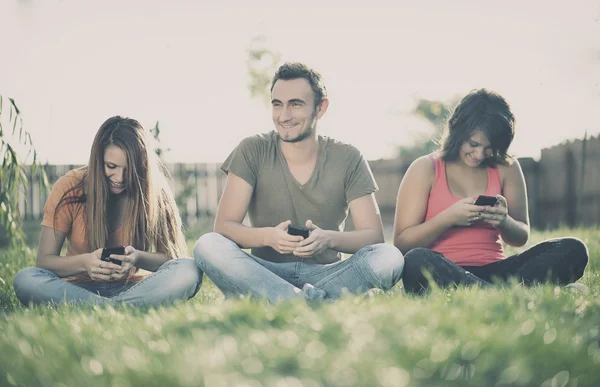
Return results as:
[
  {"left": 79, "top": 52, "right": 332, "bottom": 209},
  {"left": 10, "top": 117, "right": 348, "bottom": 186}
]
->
[{"left": 193, "top": 62, "right": 404, "bottom": 302}]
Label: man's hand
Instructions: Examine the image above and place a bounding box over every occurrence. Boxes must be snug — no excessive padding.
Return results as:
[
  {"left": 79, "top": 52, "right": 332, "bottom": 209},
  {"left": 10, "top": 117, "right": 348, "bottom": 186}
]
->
[
  {"left": 265, "top": 220, "right": 304, "bottom": 254},
  {"left": 293, "top": 220, "right": 332, "bottom": 258}
]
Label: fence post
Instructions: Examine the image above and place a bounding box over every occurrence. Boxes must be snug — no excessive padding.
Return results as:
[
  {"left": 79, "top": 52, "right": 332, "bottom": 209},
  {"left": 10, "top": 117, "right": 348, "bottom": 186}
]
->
[
  {"left": 578, "top": 131, "right": 587, "bottom": 225},
  {"left": 565, "top": 148, "right": 577, "bottom": 227}
]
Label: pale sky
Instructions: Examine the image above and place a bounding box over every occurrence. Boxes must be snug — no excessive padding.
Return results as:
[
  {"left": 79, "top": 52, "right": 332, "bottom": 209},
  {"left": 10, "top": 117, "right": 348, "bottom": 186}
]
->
[{"left": 1, "top": 0, "right": 599, "bottom": 164}]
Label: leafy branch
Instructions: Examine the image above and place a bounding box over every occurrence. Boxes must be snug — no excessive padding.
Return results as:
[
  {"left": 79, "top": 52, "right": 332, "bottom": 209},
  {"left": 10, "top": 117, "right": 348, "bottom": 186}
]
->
[{"left": 0, "top": 96, "right": 48, "bottom": 249}]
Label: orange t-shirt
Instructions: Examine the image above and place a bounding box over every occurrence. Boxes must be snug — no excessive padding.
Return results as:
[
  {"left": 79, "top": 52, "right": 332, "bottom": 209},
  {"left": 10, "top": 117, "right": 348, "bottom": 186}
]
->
[
  {"left": 425, "top": 156, "right": 505, "bottom": 266},
  {"left": 41, "top": 169, "right": 148, "bottom": 283}
]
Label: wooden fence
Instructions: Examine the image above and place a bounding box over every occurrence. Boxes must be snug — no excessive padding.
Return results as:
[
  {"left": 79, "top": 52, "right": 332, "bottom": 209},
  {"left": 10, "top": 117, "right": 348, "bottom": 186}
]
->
[
  {"left": 520, "top": 134, "right": 600, "bottom": 229},
  {"left": 16, "top": 134, "right": 600, "bottom": 230},
  {"left": 18, "top": 163, "right": 227, "bottom": 227}
]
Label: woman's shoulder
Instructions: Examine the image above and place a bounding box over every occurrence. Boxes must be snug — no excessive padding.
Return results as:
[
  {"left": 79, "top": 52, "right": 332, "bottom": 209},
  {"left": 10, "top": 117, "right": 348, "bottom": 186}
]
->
[
  {"left": 495, "top": 157, "right": 523, "bottom": 180},
  {"left": 407, "top": 153, "right": 438, "bottom": 175},
  {"left": 52, "top": 168, "right": 86, "bottom": 195},
  {"left": 65, "top": 168, "right": 86, "bottom": 180},
  {"left": 400, "top": 154, "right": 437, "bottom": 190}
]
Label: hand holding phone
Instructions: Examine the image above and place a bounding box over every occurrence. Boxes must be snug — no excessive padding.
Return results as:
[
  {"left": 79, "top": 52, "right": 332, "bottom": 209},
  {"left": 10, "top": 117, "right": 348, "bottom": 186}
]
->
[
  {"left": 474, "top": 195, "right": 498, "bottom": 207},
  {"left": 101, "top": 246, "right": 125, "bottom": 265},
  {"left": 287, "top": 225, "right": 310, "bottom": 239}
]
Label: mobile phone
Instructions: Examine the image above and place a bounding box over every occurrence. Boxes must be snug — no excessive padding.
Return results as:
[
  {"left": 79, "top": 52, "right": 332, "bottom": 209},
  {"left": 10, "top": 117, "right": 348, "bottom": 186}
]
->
[
  {"left": 101, "top": 246, "right": 125, "bottom": 265},
  {"left": 474, "top": 195, "right": 498, "bottom": 207},
  {"left": 287, "top": 225, "right": 309, "bottom": 239}
]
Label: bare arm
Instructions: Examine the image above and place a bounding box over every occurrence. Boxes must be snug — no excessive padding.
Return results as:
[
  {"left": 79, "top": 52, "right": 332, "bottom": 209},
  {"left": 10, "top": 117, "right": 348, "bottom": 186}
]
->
[
  {"left": 127, "top": 250, "right": 170, "bottom": 272},
  {"left": 36, "top": 226, "right": 119, "bottom": 280},
  {"left": 495, "top": 159, "right": 530, "bottom": 246},
  {"left": 325, "top": 193, "right": 385, "bottom": 254},
  {"left": 214, "top": 172, "right": 302, "bottom": 251},
  {"left": 214, "top": 172, "right": 266, "bottom": 248},
  {"left": 392, "top": 156, "right": 454, "bottom": 254}
]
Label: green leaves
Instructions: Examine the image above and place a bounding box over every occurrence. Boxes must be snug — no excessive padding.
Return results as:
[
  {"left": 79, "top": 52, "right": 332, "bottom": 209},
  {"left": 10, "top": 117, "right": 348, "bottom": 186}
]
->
[
  {"left": 247, "top": 34, "right": 281, "bottom": 106},
  {"left": 0, "top": 95, "right": 48, "bottom": 249}
]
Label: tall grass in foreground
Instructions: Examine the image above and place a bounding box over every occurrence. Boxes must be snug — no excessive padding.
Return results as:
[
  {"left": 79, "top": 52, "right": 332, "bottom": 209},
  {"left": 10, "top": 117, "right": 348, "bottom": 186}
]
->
[{"left": 0, "top": 227, "right": 598, "bottom": 386}]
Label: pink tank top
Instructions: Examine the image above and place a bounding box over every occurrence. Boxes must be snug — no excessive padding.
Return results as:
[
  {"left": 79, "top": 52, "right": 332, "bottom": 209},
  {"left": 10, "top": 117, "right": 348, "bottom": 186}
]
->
[{"left": 425, "top": 155, "right": 504, "bottom": 266}]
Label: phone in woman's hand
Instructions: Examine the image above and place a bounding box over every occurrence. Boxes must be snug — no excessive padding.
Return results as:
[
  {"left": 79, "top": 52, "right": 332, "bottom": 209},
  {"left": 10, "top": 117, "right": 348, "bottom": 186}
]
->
[
  {"left": 474, "top": 195, "right": 498, "bottom": 207},
  {"left": 101, "top": 246, "right": 125, "bottom": 265}
]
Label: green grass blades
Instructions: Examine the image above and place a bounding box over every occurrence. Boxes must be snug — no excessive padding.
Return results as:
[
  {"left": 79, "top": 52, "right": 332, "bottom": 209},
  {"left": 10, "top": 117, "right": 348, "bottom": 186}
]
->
[{"left": 0, "top": 227, "right": 599, "bottom": 386}]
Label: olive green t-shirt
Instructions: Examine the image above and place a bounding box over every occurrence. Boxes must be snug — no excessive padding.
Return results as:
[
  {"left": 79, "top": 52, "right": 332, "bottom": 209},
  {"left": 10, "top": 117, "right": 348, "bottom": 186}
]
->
[{"left": 221, "top": 131, "right": 378, "bottom": 264}]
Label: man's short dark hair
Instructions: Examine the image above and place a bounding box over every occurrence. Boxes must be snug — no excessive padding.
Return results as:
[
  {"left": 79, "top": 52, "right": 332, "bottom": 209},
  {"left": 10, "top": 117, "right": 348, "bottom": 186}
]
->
[{"left": 271, "top": 62, "right": 328, "bottom": 107}]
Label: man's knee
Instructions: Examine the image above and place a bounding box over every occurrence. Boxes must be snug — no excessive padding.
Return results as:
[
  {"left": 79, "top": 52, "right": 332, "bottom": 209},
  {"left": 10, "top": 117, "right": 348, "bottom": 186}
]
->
[
  {"left": 193, "top": 232, "right": 247, "bottom": 273},
  {"left": 193, "top": 232, "right": 231, "bottom": 264},
  {"left": 366, "top": 243, "right": 405, "bottom": 290}
]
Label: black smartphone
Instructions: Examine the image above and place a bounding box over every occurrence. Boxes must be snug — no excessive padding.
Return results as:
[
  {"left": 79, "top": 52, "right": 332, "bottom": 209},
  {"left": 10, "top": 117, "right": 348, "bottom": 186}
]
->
[
  {"left": 474, "top": 195, "right": 498, "bottom": 207},
  {"left": 287, "top": 225, "right": 309, "bottom": 239},
  {"left": 101, "top": 246, "right": 125, "bottom": 265}
]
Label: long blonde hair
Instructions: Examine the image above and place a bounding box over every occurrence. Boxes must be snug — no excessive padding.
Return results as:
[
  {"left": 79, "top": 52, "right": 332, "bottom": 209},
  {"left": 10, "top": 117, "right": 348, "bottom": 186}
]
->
[{"left": 56, "top": 116, "right": 187, "bottom": 258}]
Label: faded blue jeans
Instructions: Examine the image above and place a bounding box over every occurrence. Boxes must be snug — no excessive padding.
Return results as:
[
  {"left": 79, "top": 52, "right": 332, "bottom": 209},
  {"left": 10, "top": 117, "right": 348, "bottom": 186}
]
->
[
  {"left": 193, "top": 232, "right": 404, "bottom": 303},
  {"left": 13, "top": 258, "right": 202, "bottom": 307}
]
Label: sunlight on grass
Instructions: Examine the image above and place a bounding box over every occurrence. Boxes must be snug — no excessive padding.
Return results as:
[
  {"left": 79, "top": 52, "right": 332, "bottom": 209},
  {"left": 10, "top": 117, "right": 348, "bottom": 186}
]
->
[{"left": 1, "top": 227, "right": 599, "bottom": 386}]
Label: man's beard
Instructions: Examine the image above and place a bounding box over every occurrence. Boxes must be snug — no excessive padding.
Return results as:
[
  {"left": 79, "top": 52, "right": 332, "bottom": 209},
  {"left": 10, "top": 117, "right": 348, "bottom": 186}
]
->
[
  {"left": 280, "top": 126, "right": 314, "bottom": 143},
  {"left": 279, "top": 110, "right": 318, "bottom": 143}
]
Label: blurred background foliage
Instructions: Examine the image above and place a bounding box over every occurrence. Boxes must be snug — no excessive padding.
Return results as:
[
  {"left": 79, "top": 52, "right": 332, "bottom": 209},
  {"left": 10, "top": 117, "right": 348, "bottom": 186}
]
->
[{"left": 0, "top": 96, "right": 48, "bottom": 249}]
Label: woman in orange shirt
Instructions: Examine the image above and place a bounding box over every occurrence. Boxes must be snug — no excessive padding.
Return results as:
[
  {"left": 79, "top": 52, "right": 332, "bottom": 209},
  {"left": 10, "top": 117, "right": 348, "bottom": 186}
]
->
[
  {"left": 13, "top": 116, "right": 202, "bottom": 306},
  {"left": 393, "top": 89, "right": 588, "bottom": 294}
]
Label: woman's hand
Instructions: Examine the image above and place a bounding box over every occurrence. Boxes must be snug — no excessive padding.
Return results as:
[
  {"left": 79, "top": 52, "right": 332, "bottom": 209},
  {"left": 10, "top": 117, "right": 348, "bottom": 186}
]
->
[
  {"left": 293, "top": 220, "right": 332, "bottom": 258},
  {"left": 479, "top": 195, "right": 509, "bottom": 227},
  {"left": 442, "top": 197, "right": 485, "bottom": 227},
  {"left": 109, "top": 246, "right": 139, "bottom": 280},
  {"left": 84, "top": 248, "right": 121, "bottom": 281}
]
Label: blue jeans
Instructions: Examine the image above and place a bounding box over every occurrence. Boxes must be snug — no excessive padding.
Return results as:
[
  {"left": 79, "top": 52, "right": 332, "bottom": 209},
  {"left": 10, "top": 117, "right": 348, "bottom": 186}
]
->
[
  {"left": 13, "top": 258, "right": 202, "bottom": 307},
  {"left": 193, "top": 232, "right": 404, "bottom": 303}
]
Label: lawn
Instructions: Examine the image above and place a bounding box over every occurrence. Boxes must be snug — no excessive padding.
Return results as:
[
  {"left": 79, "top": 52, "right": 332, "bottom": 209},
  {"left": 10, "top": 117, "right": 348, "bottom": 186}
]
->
[{"left": 0, "top": 227, "right": 599, "bottom": 386}]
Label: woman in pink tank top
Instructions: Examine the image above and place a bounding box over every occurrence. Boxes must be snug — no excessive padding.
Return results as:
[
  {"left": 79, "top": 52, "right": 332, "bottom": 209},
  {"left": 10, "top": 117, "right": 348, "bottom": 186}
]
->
[{"left": 393, "top": 89, "right": 588, "bottom": 294}]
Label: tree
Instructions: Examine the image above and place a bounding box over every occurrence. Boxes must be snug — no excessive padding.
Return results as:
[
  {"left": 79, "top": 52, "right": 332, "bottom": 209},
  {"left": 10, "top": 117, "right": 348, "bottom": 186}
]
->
[
  {"left": 247, "top": 34, "right": 282, "bottom": 106},
  {"left": 149, "top": 120, "right": 197, "bottom": 225},
  {"left": 150, "top": 120, "right": 170, "bottom": 159},
  {"left": 397, "top": 98, "right": 457, "bottom": 165},
  {"left": 0, "top": 96, "right": 48, "bottom": 248}
]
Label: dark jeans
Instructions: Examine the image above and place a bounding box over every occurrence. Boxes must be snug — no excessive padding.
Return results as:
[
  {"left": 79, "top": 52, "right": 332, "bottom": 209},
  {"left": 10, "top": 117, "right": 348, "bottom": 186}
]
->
[{"left": 402, "top": 237, "right": 589, "bottom": 295}]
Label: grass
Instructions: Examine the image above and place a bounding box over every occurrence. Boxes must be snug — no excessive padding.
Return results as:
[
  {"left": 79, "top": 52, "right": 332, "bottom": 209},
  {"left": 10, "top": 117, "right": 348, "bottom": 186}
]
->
[{"left": 0, "top": 226, "right": 599, "bottom": 386}]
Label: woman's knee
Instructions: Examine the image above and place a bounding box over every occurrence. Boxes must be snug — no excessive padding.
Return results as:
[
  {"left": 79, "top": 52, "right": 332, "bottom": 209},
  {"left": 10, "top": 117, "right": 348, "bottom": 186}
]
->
[
  {"left": 562, "top": 237, "right": 589, "bottom": 269},
  {"left": 401, "top": 248, "right": 444, "bottom": 294},
  {"left": 13, "top": 267, "right": 52, "bottom": 305},
  {"left": 403, "top": 248, "right": 437, "bottom": 275}
]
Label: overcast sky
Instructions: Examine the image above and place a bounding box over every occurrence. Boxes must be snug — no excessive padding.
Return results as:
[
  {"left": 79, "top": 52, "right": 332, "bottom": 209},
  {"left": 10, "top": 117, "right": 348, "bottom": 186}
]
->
[{"left": 2, "top": 0, "right": 599, "bottom": 164}]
